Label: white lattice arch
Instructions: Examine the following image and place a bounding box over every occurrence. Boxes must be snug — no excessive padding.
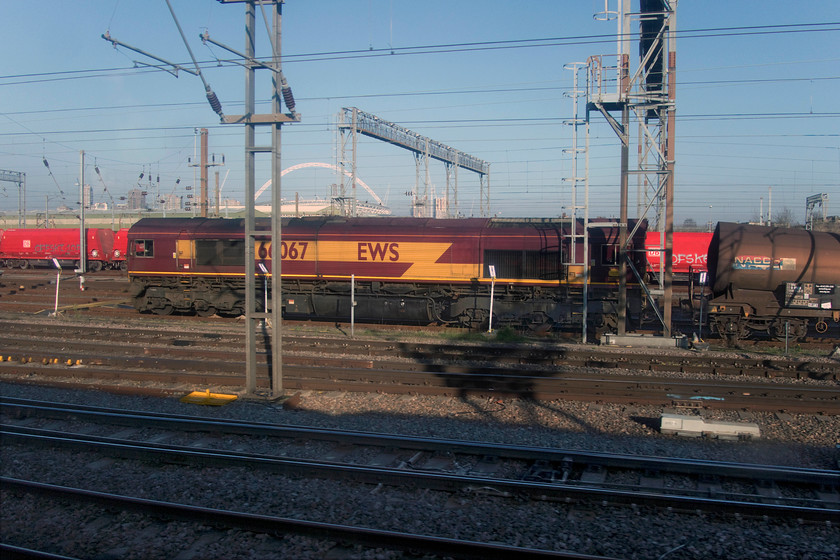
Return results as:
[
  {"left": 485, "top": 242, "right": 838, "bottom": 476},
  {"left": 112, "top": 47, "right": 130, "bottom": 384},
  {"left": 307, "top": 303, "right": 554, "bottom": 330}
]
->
[{"left": 255, "top": 162, "right": 382, "bottom": 205}]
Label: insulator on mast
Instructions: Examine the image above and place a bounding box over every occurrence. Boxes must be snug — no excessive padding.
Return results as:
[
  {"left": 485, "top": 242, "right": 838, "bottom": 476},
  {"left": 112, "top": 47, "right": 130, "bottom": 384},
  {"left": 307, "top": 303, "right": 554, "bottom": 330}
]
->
[
  {"left": 205, "top": 87, "right": 224, "bottom": 120},
  {"left": 282, "top": 86, "right": 296, "bottom": 113}
]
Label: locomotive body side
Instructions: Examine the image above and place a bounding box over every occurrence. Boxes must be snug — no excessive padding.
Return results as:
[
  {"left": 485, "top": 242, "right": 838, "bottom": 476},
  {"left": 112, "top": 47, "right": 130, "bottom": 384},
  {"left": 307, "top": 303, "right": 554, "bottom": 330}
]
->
[
  {"left": 707, "top": 222, "right": 840, "bottom": 342},
  {"left": 0, "top": 228, "right": 114, "bottom": 271},
  {"left": 128, "top": 216, "right": 646, "bottom": 333}
]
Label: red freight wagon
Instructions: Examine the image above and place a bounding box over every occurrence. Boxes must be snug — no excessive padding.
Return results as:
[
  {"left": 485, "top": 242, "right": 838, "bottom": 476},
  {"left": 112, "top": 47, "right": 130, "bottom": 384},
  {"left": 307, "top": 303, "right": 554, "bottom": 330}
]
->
[
  {"left": 645, "top": 231, "right": 712, "bottom": 277},
  {"left": 110, "top": 228, "right": 130, "bottom": 270},
  {"left": 0, "top": 228, "right": 114, "bottom": 272}
]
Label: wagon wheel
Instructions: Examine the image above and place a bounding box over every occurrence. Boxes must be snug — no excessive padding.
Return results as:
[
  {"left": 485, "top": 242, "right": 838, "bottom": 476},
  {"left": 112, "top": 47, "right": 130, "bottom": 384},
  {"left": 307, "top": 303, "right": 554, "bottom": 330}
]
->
[
  {"left": 770, "top": 319, "right": 807, "bottom": 342},
  {"left": 714, "top": 317, "right": 745, "bottom": 347},
  {"left": 722, "top": 332, "right": 741, "bottom": 347}
]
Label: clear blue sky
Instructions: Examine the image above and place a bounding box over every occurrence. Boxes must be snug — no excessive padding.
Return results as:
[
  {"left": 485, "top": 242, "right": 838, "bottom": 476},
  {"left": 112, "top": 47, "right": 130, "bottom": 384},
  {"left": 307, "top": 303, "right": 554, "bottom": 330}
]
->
[{"left": 1, "top": 1, "right": 838, "bottom": 226}]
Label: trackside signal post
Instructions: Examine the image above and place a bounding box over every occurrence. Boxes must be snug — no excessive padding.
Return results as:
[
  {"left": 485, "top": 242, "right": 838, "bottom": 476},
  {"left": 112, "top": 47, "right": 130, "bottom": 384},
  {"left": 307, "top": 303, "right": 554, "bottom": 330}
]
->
[{"left": 217, "top": 0, "right": 300, "bottom": 396}]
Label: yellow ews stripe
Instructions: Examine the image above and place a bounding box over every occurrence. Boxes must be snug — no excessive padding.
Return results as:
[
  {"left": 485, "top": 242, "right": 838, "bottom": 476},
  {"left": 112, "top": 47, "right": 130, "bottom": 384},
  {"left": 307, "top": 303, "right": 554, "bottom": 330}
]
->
[{"left": 257, "top": 240, "right": 476, "bottom": 280}]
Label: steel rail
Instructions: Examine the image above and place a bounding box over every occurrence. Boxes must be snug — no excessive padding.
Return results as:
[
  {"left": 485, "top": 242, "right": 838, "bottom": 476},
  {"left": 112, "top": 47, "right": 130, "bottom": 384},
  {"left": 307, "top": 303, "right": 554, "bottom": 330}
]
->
[
  {"left": 2, "top": 424, "right": 838, "bottom": 520},
  {"left": 2, "top": 358, "right": 838, "bottom": 414},
  {"left": 3, "top": 397, "right": 836, "bottom": 485},
  {"left": 0, "top": 477, "right": 604, "bottom": 560},
  {"left": 0, "top": 319, "right": 836, "bottom": 380}
]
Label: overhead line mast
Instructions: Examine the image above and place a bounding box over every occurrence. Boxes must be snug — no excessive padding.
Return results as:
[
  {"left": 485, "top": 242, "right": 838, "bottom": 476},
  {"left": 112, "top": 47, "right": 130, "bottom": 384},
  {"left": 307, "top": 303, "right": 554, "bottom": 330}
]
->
[
  {"left": 216, "top": 0, "right": 300, "bottom": 397},
  {"left": 585, "top": 0, "right": 677, "bottom": 337}
]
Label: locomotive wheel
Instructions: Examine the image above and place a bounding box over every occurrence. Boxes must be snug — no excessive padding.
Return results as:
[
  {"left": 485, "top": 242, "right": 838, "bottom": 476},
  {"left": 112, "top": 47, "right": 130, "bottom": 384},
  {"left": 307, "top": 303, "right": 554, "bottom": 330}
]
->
[
  {"left": 18, "top": 260, "right": 29, "bottom": 269},
  {"left": 194, "top": 304, "right": 217, "bottom": 317},
  {"left": 152, "top": 304, "right": 174, "bottom": 316},
  {"left": 120, "top": 261, "right": 128, "bottom": 271},
  {"left": 88, "top": 261, "right": 102, "bottom": 273}
]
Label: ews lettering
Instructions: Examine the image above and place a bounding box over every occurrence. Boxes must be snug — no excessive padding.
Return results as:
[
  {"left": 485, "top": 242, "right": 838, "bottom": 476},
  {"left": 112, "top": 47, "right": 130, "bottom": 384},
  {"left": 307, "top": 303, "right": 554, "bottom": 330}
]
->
[{"left": 358, "top": 242, "right": 400, "bottom": 262}]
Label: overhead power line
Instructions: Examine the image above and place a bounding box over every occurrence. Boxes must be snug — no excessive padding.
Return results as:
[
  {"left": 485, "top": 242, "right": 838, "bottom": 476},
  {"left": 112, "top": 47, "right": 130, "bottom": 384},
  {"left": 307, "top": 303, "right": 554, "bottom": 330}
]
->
[{"left": 3, "top": 21, "right": 838, "bottom": 85}]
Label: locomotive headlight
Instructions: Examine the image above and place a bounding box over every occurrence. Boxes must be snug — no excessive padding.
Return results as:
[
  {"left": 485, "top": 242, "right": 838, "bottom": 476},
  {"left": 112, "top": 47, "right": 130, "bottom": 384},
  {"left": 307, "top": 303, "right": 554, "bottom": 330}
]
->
[
  {"left": 91, "top": 249, "right": 99, "bottom": 258},
  {"left": 113, "top": 250, "right": 121, "bottom": 258}
]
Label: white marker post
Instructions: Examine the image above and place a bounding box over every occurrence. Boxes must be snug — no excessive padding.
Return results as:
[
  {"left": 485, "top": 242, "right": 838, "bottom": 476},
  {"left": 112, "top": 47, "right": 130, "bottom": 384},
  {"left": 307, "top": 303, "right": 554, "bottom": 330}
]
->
[
  {"left": 258, "top": 263, "right": 269, "bottom": 327},
  {"left": 51, "top": 258, "right": 62, "bottom": 317},
  {"left": 350, "top": 274, "right": 356, "bottom": 338},
  {"left": 487, "top": 265, "right": 496, "bottom": 333},
  {"left": 698, "top": 271, "right": 707, "bottom": 340}
]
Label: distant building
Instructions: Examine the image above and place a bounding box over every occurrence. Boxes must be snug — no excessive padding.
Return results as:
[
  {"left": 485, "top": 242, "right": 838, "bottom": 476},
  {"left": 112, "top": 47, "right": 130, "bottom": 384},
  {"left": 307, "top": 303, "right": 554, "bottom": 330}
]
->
[{"left": 126, "top": 188, "right": 146, "bottom": 210}]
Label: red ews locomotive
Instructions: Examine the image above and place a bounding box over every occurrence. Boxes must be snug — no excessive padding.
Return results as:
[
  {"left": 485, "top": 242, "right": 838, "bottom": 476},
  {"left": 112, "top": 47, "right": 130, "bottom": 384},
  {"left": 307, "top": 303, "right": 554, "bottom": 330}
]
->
[{"left": 127, "top": 217, "right": 647, "bottom": 333}]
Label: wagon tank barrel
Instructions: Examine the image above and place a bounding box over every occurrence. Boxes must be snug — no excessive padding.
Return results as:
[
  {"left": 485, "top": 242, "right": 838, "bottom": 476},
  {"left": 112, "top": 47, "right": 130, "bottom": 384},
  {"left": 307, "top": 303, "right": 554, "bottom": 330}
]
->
[{"left": 708, "top": 222, "right": 840, "bottom": 294}]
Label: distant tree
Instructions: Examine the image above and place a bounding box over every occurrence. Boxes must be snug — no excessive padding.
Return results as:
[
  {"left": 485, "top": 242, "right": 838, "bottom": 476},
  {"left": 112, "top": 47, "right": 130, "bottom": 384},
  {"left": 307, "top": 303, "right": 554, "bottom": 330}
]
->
[
  {"left": 772, "top": 207, "right": 799, "bottom": 228},
  {"left": 681, "top": 218, "right": 698, "bottom": 231}
]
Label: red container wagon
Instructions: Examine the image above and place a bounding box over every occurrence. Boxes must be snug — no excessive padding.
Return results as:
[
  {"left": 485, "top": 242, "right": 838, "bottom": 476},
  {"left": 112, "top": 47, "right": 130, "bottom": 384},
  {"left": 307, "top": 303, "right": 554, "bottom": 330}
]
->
[
  {"left": 0, "top": 228, "right": 114, "bottom": 272},
  {"left": 128, "top": 216, "right": 647, "bottom": 334},
  {"left": 645, "top": 231, "right": 712, "bottom": 280},
  {"left": 110, "top": 228, "right": 130, "bottom": 271}
]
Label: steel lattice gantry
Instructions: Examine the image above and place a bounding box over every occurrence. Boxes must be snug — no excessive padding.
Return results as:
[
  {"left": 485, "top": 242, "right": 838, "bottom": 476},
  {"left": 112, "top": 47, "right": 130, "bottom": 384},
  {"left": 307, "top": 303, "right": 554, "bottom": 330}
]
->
[{"left": 337, "top": 107, "right": 490, "bottom": 218}]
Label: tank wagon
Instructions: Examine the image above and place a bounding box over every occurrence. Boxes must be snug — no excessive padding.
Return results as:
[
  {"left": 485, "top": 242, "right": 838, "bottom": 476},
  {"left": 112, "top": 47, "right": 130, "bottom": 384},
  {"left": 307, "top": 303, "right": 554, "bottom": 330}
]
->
[
  {"left": 127, "top": 216, "right": 647, "bottom": 333},
  {"left": 0, "top": 228, "right": 115, "bottom": 272},
  {"left": 707, "top": 222, "right": 840, "bottom": 343}
]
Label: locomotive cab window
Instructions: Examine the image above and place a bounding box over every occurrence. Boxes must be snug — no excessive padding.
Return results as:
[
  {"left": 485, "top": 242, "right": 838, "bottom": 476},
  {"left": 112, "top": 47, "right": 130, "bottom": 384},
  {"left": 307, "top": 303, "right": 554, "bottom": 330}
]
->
[
  {"left": 196, "top": 239, "right": 246, "bottom": 267},
  {"left": 133, "top": 240, "right": 154, "bottom": 257}
]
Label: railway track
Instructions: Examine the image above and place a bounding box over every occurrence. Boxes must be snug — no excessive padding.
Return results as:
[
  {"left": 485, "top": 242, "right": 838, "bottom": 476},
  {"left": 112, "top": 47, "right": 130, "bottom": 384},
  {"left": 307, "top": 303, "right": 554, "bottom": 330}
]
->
[
  {"left": 0, "top": 321, "right": 840, "bottom": 414},
  {"left": 1, "top": 317, "right": 837, "bottom": 382},
  {"left": 1, "top": 317, "right": 837, "bottom": 414},
  {"left": 2, "top": 478, "right": 592, "bottom": 560},
  {"left": 3, "top": 398, "right": 837, "bottom": 520}
]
